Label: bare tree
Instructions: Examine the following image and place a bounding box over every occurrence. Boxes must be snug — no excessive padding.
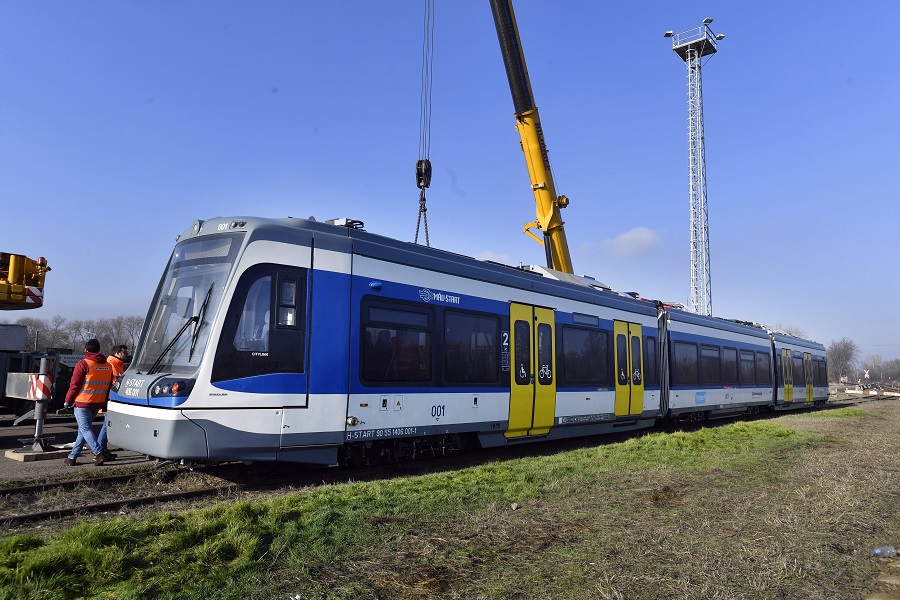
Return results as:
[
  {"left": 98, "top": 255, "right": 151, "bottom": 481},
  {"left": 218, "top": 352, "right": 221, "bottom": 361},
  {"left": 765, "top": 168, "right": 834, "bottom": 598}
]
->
[
  {"left": 66, "top": 319, "right": 85, "bottom": 350},
  {"left": 771, "top": 322, "right": 808, "bottom": 338},
  {"left": 92, "top": 318, "right": 115, "bottom": 351},
  {"left": 82, "top": 319, "right": 97, "bottom": 343},
  {"left": 827, "top": 338, "right": 859, "bottom": 382},
  {"left": 861, "top": 354, "right": 884, "bottom": 383},
  {"left": 884, "top": 359, "right": 900, "bottom": 382},
  {"left": 6, "top": 314, "right": 144, "bottom": 354},
  {"left": 106, "top": 315, "right": 128, "bottom": 346},
  {"left": 45, "top": 314, "right": 68, "bottom": 349},
  {"left": 123, "top": 315, "right": 143, "bottom": 353},
  {"left": 14, "top": 316, "right": 46, "bottom": 351}
]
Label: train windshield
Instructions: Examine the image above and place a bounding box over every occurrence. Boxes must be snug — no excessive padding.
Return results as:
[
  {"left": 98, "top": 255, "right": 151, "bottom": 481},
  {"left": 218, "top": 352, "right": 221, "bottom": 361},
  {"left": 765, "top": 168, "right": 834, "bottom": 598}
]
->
[{"left": 131, "top": 233, "right": 242, "bottom": 375}]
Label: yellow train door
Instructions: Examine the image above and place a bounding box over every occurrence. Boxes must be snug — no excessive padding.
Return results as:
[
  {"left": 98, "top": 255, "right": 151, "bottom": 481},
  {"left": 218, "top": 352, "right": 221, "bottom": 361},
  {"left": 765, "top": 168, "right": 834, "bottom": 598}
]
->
[
  {"left": 506, "top": 303, "right": 556, "bottom": 438},
  {"left": 613, "top": 320, "right": 644, "bottom": 417},
  {"left": 803, "top": 352, "right": 813, "bottom": 404},
  {"left": 782, "top": 349, "right": 793, "bottom": 403}
]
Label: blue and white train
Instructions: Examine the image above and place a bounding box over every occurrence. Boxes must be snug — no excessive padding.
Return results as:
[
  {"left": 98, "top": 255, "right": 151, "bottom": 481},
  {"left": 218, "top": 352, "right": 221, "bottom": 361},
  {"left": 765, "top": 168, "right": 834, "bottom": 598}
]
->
[{"left": 107, "top": 216, "right": 828, "bottom": 466}]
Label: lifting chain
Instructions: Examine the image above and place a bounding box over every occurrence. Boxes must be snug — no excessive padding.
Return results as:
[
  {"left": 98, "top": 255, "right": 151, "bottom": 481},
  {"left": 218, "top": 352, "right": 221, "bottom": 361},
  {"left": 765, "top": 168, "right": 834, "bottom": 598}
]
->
[
  {"left": 414, "top": 0, "right": 434, "bottom": 247},
  {"left": 414, "top": 159, "right": 431, "bottom": 246}
]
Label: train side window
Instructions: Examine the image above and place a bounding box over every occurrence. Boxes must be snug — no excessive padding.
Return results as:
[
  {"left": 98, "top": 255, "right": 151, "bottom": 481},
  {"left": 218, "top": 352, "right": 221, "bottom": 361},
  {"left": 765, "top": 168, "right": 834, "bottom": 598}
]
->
[
  {"left": 444, "top": 311, "right": 500, "bottom": 385},
  {"left": 361, "top": 302, "right": 433, "bottom": 384},
  {"left": 739, "top": 350, "right": 756, "bottom": 385},
  {"left": 560, "top": 326, "right": 609, "bottom": 386},
  {"left": 234, "top": 277, "right": 271, "bottom": 352},
  {"left": 211, "top": 264, "right": 308, "bottom": 383},
  {"left": 817, "top": 360, "right": 827, "bottom": 385},
  {"left": 644, "top": 336, "right": 658, "bottom": 387},
  {"left": 277, "top": 279, "right": 297, "bottom": 326},
  {"left": 722, "top": 347, "right": 738, "bottom": 386},
  {"left": 792, "top": 356, "right": 805, "bottom": 385},
  {"left": 700, "top": 345, "right": 722, "bottom": 386},
  {"left": 756, "top": 352, "right": 772, "bottom": 385},
  {"left": 514, "top": 320, "right": 530, "bottom": 385},
  {"left": 672, "top": 341, "right": 698, "bottom": 386}
]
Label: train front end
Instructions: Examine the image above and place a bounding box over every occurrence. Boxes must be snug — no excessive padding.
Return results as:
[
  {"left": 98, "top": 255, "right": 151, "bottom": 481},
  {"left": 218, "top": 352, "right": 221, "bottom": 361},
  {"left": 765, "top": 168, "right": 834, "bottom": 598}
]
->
[{"left": 106, "top": 221, "right": 243, "bottom": 462}]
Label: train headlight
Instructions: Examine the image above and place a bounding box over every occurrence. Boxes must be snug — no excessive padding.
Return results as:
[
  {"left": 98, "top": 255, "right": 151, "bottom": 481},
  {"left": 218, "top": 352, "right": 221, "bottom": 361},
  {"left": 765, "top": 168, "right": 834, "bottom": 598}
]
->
[{"left": 150, "top": 378, "right": 195, "bottom": 398}]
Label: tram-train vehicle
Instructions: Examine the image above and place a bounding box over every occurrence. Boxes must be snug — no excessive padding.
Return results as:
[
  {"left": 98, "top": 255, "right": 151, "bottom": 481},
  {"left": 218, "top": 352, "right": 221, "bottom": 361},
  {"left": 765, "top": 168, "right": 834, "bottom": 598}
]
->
[{"left": 106, "top": 216, "right": 828, "bottom": 467}]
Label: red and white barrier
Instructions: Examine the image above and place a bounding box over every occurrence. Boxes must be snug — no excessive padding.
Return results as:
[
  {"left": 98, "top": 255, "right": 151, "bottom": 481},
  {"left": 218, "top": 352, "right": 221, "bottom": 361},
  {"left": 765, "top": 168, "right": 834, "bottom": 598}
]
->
[{"left": 27, "top": 374, "right": 52, "bottom": 401}]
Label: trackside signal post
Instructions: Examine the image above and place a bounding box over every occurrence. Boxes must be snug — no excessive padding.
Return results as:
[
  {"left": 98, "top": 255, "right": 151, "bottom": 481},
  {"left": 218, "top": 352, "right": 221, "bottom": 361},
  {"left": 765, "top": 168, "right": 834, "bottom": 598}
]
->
[
  {"left": 665, "top": 19, "right": 724, "bottom": 316},
  {"left": 489, "top": 0, "right": 574, "bottom": 274}
]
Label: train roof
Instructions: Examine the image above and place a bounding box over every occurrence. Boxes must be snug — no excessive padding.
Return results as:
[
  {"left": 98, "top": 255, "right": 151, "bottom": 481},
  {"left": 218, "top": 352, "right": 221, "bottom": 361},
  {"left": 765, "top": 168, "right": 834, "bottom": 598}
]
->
[
  {"left": 769, "top": 331, "right": 827, "bottom": 352},
  {"left": 181, "top": 215, "right": 660, "bottom": 318},
  {"left": 666, "top": 308, "right": 772, "bottom": 340},
  {"left": 180, "top": 216, "right": 826, "bottom": 350}
]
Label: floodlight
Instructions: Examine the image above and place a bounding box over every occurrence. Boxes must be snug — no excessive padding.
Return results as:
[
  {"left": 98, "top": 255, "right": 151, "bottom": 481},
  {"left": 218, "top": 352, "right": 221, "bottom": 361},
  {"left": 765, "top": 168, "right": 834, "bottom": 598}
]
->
[
  {"left": 664, "top": 31, "right": 674, "bottom": 38},
  {"left": 715, "top": 34, "right": 725, "bottom": 40},
  {"left": 703, "top": 17, "right": 714, "bottom": 24}
]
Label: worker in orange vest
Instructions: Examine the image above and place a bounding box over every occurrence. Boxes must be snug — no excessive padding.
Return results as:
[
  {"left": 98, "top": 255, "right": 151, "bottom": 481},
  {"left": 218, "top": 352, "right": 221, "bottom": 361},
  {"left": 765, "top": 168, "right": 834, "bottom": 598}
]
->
[
  {"left": 106, "top": 345, "right": 128, "bottom": 379},
  {"left": 63, "top": 338, "right": 113, "bottom": 466},
  {"left": 97, "top": 344, "right": 128, "bottom": 460}
]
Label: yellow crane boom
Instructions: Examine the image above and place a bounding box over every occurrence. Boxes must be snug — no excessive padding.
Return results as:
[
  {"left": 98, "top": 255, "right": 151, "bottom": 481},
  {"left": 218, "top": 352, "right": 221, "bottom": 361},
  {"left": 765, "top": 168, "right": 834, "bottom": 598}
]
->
[
  {"left": 489, "top": 0, "right": 574, "bottom": 274},
  {"left": 0, "top": 253, "right": 50, "bottom": 310}
]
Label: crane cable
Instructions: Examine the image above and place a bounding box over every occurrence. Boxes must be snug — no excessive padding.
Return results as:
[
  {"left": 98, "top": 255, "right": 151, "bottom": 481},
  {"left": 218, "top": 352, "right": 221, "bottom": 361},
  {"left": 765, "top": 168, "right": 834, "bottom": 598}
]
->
[{"left": 414, "top": 0, "right": 434, "bottom": 247}]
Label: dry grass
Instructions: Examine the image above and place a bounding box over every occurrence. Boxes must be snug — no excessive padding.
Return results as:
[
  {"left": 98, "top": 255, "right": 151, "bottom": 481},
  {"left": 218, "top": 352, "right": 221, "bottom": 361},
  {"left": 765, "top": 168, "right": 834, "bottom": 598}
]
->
[{"left": 340, "top": 400, "right": 900, "bottom": 599}]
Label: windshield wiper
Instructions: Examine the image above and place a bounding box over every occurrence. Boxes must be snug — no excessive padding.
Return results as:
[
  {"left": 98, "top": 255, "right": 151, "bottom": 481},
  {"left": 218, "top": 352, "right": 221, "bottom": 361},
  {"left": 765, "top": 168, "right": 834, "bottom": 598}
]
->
[
  {"left": 189, "top": 282, "right": 215, "bottom": 362},
  {"left": 147, "top": 315, "right": 198, "bottom": 375},
  {"left": 147, "top": 282, "right": 216, "bottom": 375}
]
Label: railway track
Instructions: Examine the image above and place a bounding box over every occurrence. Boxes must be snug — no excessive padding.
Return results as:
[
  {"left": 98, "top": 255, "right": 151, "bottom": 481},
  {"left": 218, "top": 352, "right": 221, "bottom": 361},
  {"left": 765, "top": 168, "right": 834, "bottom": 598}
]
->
[{"left": 0, "top": 464, "right": 340, "bottom": 527}]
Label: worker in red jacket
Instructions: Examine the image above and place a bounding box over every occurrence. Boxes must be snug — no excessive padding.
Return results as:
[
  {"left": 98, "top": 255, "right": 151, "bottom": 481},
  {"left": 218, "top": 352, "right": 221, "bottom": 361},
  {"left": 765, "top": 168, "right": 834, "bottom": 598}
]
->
[{"left": 63, "top": 338, "right": 113, "bottom": 466}]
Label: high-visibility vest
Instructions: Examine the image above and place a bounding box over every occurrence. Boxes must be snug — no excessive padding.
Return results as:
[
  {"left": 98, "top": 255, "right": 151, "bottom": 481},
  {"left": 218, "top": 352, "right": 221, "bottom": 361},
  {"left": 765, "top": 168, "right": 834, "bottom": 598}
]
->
[
  {"left": 108, "top": 355, "right": 125, "bottom": 378},
  {"left": 74, "top": 359, "right": 113, "bottom": 405}
]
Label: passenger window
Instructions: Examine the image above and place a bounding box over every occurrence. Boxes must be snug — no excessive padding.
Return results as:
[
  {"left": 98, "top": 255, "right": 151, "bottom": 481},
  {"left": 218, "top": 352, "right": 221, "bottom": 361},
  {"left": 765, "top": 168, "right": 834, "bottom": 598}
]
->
[
  {"left": 211, "top": 264, "right": 308, "bottom": 384},
  {"left": 722, "top": 348, "right": 738, "bottom": 385},
  {"left": 234, "top": 277, "right": 271, "bottom": 352},
  {"left": 561, "top": 327, "right": 609, "bottom": 386},
  {"left": 444, "top": 311, "right": 500, "bottom": 385},
  {"left": 756, "top": 352, "right": 772, "bottom": 385},
  {"left": 361, "top": 302, "right": 433, "bottom": 384},
  {"left": 643, "top": 337, "right": 658, "bottom": 387},
  {"left": 739, "top": 350, "right": 756, "bottom": 385},
  {"left": 700, "top": 345, "right": 722, "bottom": 385},
  {"left": 672, "top": 341, "right": 699, "bottom": 386},
  {"left": 793, "top": 356, "right": 805, "bottom": 385}
]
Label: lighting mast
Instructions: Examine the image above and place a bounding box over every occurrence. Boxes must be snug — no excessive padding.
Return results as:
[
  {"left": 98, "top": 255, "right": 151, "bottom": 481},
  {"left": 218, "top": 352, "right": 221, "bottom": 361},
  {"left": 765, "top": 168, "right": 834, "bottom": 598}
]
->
[{"left": 665, "top": 19, "right": 724, "bottom": 316}]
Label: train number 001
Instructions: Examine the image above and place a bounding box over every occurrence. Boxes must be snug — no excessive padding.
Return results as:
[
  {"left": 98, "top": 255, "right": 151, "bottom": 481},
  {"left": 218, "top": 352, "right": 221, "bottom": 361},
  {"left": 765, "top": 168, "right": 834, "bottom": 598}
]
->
[{"left": 431, "top": 405, "right": 445, "bottom": 418}]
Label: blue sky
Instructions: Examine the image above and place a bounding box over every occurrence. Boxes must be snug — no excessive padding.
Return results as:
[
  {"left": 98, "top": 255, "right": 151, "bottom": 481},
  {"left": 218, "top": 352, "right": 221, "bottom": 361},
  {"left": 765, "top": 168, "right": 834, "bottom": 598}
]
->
[{"left": 2, "top": 1, "right": 898, "bottom": 361}]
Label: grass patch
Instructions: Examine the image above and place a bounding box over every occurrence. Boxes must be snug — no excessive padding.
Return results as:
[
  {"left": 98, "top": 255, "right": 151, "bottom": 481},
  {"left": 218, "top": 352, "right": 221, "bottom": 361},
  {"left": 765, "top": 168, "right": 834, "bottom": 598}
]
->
[
  {"left": 807, "top": 406, "right": 874, "bottom": 418},
  {"left": 1, "top": 411, "right": 895, "bottom": 599}
]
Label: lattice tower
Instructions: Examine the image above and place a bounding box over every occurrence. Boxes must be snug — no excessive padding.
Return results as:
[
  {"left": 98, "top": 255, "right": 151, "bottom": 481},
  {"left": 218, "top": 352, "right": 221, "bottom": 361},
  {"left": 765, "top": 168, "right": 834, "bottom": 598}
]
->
[{"left": 667, "top": 21, "right": 723, "bottom": 316}]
